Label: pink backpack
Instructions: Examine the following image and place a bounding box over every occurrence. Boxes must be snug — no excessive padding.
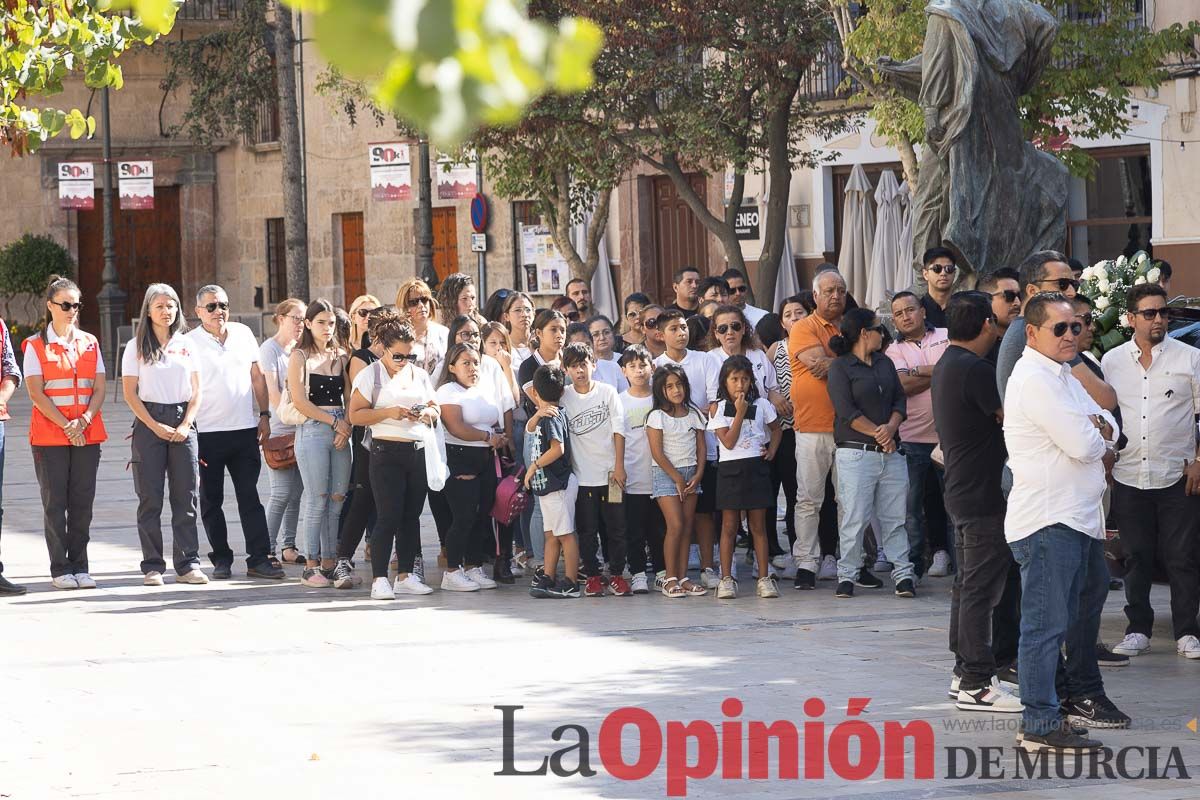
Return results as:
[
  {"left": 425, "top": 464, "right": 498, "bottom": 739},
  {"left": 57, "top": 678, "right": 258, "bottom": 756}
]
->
[{"left": 491, "top": 454, "right": 530, "bottom": 525}]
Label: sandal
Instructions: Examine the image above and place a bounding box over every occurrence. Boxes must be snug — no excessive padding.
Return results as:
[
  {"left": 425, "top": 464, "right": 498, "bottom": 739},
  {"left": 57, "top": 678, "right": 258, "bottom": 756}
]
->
[
  {"left": 267, "top": 553, "right": 283, "bottom": 569},
  {"left": 679, "top": 578, "right": 708, "bottom": 596},
  {"left": 661, "top": 577, "right": 686, "bottom": 598},
  {"left": 281, "top": 547, "right": 305, "bottom": 565}
]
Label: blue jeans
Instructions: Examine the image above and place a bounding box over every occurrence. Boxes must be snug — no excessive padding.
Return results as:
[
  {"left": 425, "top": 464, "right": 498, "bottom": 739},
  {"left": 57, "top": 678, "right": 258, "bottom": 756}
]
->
[
  {"left": 834, "top": 448, "right": 913, "bottom": 583},
  {"left": 902, "top": 442, "right": 953, "bottom": 576},
  {"left": 295, "top": 418, "right": 352, "bottom": 561},
  {"left": 1010, "top": 525, "right": 1108, "bottom": 736},
  {"left": 266, "top": 463, "right": 303, "bottom": 553}
]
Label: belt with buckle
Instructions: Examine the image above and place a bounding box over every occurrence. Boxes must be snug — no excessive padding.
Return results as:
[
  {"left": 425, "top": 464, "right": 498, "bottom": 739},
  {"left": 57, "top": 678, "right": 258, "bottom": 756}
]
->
[{"left": 837, "top": 441, "right": 886, "bottom": 453}]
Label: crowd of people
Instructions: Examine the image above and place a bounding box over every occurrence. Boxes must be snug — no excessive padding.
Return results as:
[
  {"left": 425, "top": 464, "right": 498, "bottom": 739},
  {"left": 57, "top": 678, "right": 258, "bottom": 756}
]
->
[{"left": 0, "top": 250, "right": 1196, "bottom": 754}]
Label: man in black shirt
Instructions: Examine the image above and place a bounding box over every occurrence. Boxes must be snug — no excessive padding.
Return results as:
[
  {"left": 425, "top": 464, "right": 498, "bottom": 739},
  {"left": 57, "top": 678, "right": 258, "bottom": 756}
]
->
[
  {"left": 932, "top": 291, "right": 1022, "bottom": 713},
  {"left": 919, "top": 247, "right": 958, "bottom": 328},
  {"left": 666, "top": 266, "right": 701, "bottom": 315}
]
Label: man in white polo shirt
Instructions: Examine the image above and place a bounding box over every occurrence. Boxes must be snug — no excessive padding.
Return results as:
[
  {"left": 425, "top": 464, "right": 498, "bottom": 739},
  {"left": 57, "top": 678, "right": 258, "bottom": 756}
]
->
[{"left": 186, "top": 285, "right": 283, "bottom": 580}]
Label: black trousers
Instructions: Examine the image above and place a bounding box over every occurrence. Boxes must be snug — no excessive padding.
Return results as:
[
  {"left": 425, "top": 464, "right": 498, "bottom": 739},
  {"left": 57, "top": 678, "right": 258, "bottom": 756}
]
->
[
  {"left": 770, "top": 427, "right": 798, "bottom": 555},
  {"left": 337, "top": 444, "right": 375, "bottom": 560},
  {"left": 818, "top": 472, "right": 839, "bottom": 558},
  {"left": 948, "top": 512, "right": 1022, "bottom": 689},
  {"left": 444, "top": 444, "right": 498, "bottom": 568},
  {"left": 624, "top": 493, "right": 666, "bottom": 574},
  {"left": 32, "top": 443, "right": 101, "bottom": 577},
  {"left": 577, "top": 485, "right": 627, "bottom": 576},
  {"left": 368, "top": 439, "right": 428, "bottom": 577},
  {"left": 197, "top": 428, "right": 271, "bottom": 569},
  {"left": 1114, "top": 478, "right": 1200, "bottom": 640},
  {"left": 428, "top": 489, "right": 452, "bottom": 546}
]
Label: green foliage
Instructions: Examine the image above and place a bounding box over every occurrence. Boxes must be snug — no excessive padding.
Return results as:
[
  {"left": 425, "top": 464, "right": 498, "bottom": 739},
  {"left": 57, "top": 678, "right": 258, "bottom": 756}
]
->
[
  {"left": 0, "top": 234, "right": 75, "bottom": 296},
  {"left": 0, "top": 0, "right": 175, "bottom": 154},
  {"left": 287, "top": 0, "right": 603, "bottom": 146}
]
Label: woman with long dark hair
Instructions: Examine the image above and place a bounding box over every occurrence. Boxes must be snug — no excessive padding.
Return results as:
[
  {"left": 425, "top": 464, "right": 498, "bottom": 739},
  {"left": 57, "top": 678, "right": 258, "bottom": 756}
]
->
[{"left": 122, "top": 283, "right": 206, "bottom": 586}]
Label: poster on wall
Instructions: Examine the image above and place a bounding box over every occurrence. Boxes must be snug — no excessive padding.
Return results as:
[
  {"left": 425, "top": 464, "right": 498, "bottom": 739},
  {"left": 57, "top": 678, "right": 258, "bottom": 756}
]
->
[
  {"left": 369, "top": 142, "right": 412, "bottom": 201},
  {"left": 57, "top": 162, "right": 95, "bottom": 210},
  {"left": 436, "top": 150, "right": 477, "bottom": 199},
  {"left": 519, "top": 223, "right": 567, "bottom": 296},
  {"left": 118, "top": 161, "right": 155, "bottom": 210}
]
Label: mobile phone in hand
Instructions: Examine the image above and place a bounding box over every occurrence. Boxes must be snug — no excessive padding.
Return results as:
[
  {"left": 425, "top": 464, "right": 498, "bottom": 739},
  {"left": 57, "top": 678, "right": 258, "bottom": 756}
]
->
[{"left": 723, "top": 400, "right": 756, "bottom": 420}]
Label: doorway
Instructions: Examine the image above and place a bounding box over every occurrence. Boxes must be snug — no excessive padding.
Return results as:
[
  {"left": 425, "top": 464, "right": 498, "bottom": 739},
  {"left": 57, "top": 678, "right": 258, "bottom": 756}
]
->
[
  {"left": 651, "top": 174, "right": 709, "bottom": 302},
  {"left": 432, "top": 207, "right": 459, "bottom": 284},
  {"left": 340, "top": 212, "right": 366, "bottom": 304}
]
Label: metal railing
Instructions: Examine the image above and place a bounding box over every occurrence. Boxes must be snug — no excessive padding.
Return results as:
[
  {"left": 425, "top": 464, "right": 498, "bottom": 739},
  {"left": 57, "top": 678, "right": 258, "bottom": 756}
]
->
[
  {"left": 251, "top": 97, "right": 280, "bottom": 145},
  {"left": 178, "top": 0, "right": 244, "bottom": 21},
  {"left": 798, "top": 40, "right": 858, "bottom": 103}
]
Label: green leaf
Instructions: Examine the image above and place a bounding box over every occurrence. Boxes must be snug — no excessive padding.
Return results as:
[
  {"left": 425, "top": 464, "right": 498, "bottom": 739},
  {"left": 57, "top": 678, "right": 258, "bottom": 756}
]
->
[
  {"left": 39, "top": 108, "right": 67, "bottom": 135},
  {"left": 312, "top": 0, "right": 396, "bottom": 79}
]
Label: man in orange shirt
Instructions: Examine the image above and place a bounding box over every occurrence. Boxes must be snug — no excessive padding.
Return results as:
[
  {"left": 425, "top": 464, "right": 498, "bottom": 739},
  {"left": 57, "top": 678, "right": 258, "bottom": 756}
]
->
[{"left": 787, "top": 269, "right": 847, "bottom": 589}]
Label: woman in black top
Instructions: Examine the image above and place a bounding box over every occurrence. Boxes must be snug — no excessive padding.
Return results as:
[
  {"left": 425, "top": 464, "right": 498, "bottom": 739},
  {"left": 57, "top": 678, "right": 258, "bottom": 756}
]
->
[{"left": 826, "top": 308, "right": 916, "bottom": 599}]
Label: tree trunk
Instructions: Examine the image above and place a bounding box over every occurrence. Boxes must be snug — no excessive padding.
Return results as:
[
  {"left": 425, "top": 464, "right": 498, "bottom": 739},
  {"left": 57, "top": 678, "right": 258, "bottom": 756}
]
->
[
  {"left": 273, "top": 3, "right": 308, "bottom": 300},
  {"left": 541, "top": 168, "right": 615, "bottom": 284},
  {"left": 896, "top": 135, "right": 920, "bottom": 193},
  {"left": 753, "top": 75, "right": 803, "bottom": 311}
]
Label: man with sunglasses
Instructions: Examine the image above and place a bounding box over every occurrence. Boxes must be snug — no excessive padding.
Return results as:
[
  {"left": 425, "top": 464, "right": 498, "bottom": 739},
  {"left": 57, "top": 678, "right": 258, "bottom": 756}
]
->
[
  {"left": 978, "top": 268, "right": 1021, "bottom": 363},
  {"left": 995, "top": 251, "right": 1117, "bottom": 412},
  {"left": 1102, "top": 283, "right": 1200, "bottom": 662},
  {"left": 1005, "top": 292, "right": 1128, "bottom": 749},
  {"left": 919, "top": 248, "right": 959, "bottom": 328},
  {"left": 722, "top": 268, "right": 768, "bottom": 327},
  {"left": 185, "top": 285, "right": 284, "bottom": 580}
]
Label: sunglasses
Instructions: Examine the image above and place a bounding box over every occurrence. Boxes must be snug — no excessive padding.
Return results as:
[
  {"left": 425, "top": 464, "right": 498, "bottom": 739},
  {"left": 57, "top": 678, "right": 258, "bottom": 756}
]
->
[
  {"left": 204, "top": 301, "right": 230, "bottom": 313},
  {"left": 53, "top": 301, "right": 82, "bottom": 311},
  {"left": 626, "top": 309, "right": 642, "bottom": 318},
  {"left": 1133, "top": 307, "right": 1172, "bottom": 321},
  {"left": 458, "top": 330, "right": 481, "bottom": 341},
  {"left": 730, "top": 285, "right": 748, "bottom": 294},
  {"left": 1038, "top": 278, "right": 1080, "bottom": 292},
  {"left": 1076, "top": 312, "right": 1095, "bottom": 326},
  {"left": 715, "top": 322, "right": 744, "bottom": 335},
  {"left": 566, "top": 311, "right": 581, "bottom": 322},
  {"left": 406, "top": 296, "right": 432, "bottom": 308},
  {"left": 355, "top": 308, "right": 373, "bottom": 318},
  {"left": 925, "top": 264, "right": 957, "bottom": 275},
  {"left": 1042, "top": 321, "right": 1083, "bottom": 337},
  {"left": 643, "top": 317, "right": 659, "bottom": 329},
  {"left": 991, "top": 289, "right": 1019, "bottom": 303},
  {"left": 391, "top": 352, "right": 418, "bottom": 363}
]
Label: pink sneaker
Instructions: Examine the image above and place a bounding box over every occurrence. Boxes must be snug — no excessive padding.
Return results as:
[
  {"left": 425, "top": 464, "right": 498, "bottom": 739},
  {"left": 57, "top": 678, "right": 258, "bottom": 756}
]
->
[{"left": 301, "top": 568, "right": 331, "bottom": 588}]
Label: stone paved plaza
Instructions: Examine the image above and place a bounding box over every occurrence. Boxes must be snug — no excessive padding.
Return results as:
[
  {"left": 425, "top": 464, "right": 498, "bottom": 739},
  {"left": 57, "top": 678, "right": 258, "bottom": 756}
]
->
[{"left": 2, "top": 395, "right": 1199, "bottom": 800}]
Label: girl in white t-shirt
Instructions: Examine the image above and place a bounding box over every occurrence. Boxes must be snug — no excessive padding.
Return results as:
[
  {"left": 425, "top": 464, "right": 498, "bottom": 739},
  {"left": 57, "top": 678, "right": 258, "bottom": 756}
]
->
[
  {"left": 707, "top": 355, "right": 782, "bottom": 600},
  {"left": 435, "top": 343, "right": 507, "bottom": 593},
  {"left": 121, "top": 283, "right": 205, "bottom": 587},
  {"left": 646, "top": 363, "right": 707, "bottom": 599}
]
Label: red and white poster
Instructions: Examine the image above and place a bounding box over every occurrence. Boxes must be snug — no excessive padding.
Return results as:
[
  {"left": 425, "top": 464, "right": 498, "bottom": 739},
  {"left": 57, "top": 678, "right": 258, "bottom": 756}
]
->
[
  {"left": 118, "top": 161, "right": 155, "bottom": 210},
  {"left": 57, "top": 162, "right": 95, "bottom": 210},
  {"left": 369, "top": 142, "right": 412, "bottom": 201},
  {"left": 436, "top": 151, "right": 477, "bottom": 199}
]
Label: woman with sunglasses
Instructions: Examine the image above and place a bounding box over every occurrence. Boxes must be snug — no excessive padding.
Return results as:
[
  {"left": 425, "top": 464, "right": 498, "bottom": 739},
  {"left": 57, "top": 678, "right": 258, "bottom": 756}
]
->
[
  {"left": 348, "top": 315, "right": 440, "bottom": 598},
  {"left": 705, "top": 305, "right": 786, "bottom": 415},
  {"left": 621, "top": 292, "right": 652, "bottom": 348},
  {"left": 22, "top": 275, "right": 107, "bottom": 590},
  {"left": 287, "top": 299, "right": 353, "bottom": 587},
  {"left": 396, "top": 278, "right": 448, "bottom": 375},
  {"left": 348, "top": 294, "right": 381, "bottom": 350},
  {"left": 501, "top": 291, "right": 536, "bottom": 361},
  {"left": 826, "top": 308, "right": 916, "bottom": 599},
  {"left": 551, "top": 295, "right": 581, "bottom": 323},
  {"left": 259, "top": 298, "right": 308, "bottom": 566},
  {"left": 437, "top": 273, "right": 485, "bottom": 327},
  {"left": 638, "top": 304, "right": 667, "bottom": 360}
]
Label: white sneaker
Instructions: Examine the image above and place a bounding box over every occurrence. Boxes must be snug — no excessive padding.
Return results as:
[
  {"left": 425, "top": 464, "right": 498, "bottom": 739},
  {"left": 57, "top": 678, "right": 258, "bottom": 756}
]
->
[
  {"left": 927, "top": 550, "right": 951, "bottom": 577},
  {"left": 465, "top": 566, "right": 497, "bottom": 589},
  {"left": 143, "top": 571, "right": 164, "bottom": 586},
  {"left": 956, "top": 680, "right": 1023, "bottom": 713},
  {"left": 370, "top": 577, "right": 395, "bottom": 600},
  {"left": 699, "top": 567, "right": 721, "bottom": 589},
  {"left": 441, "top": 569, "right": 481, "bottom": 592},
  {"left": 771, "top": 554, "right": 790, "bottom": 570},
  {"left": 412, "top": 555, "right": 425, "bottom": 584},
  {"left": 52, "top": 574, "right": 79, "bottom": 590},
  {"left": 1177, "top": 635, "right": 1200, "bottom": 659},
  {"left": 394, "top": 574, "right": 433, "bottom": 595},
  {"left": 654, "top": 570, "right": 667, "bottom": 590},
  {"left": 717, "top": 576, "right": 737, "bottom": 599},
  {"left": 756, "top": 576, "right": 780, "bottom": 598},
  {"left": 1112, "top": 632, "right": 1151, "bottom": 656},
  {"left": 509, "top": 557, "right": 525, "bottom": 578},
  {"left": 688, "top": 544, "right": 701, "bottom": 570},
  {"left": 73, "top": 573, "right": 97, "bottom": 589},
  {"left": 948, "top": 674, "right": 961, "bottom": 699},
  {"left": 630, "top": 573, "right": 649, "bottom": 594},
  {"left": 817, "top": 555, "right": 838, "bottom": 581},
  {"left": 177, "top": 569, "right": 209, "bottom": 585}
]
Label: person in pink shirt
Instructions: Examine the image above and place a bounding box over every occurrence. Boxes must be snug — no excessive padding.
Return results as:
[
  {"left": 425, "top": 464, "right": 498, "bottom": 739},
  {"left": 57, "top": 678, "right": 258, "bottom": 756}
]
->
[{"left": 887, "top": 292, "right": 951, "bottom": 578}]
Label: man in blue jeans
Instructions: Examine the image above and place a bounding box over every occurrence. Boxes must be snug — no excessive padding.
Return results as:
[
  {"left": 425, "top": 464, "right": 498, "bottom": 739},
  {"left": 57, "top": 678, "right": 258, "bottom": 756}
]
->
[
  {"left": 1004, "top": 293, "right": 1128, "bottom": 752},
  {"left": 0, "top": 318, "right": 24, "bottom": 595}
]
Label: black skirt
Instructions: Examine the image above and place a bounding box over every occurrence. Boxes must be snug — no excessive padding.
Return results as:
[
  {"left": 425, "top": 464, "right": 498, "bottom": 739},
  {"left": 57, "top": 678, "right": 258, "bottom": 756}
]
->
[{"left": 716, "top": 457, "right": 773, "bottom": 511}]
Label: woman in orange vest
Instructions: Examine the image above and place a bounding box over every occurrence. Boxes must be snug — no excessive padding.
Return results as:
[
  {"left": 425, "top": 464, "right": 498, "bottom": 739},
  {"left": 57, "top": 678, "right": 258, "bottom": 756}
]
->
[{"left": 22, "top": 275, "right": 108, "bottom": 590}]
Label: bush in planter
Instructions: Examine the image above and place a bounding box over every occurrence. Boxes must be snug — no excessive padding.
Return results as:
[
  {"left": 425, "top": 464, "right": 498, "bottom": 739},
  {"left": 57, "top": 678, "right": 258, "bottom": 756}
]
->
[{"left": 0, "top": 234, "right": 75, "bottom": 297}]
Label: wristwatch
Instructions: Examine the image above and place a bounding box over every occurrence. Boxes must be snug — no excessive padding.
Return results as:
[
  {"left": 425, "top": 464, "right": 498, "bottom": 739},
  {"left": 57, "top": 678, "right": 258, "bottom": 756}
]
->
[{"left": 259, "top": 410, "right": 270, "bottom": 418}]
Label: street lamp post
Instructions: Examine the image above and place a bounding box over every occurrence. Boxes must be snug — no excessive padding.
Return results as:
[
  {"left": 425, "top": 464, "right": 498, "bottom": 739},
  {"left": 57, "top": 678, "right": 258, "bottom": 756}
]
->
[
  {"left": 416, "top": 137, "right": 436, "bottom": 286},
  {"left": 96, "top": 88, "right": 126, "bottom": 370}
]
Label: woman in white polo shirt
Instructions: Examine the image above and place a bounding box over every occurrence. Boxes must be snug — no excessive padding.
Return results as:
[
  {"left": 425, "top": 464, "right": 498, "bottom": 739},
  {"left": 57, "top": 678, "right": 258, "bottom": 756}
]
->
[{"left": 122, "top": 284, "right": 207, "bottom": 587}]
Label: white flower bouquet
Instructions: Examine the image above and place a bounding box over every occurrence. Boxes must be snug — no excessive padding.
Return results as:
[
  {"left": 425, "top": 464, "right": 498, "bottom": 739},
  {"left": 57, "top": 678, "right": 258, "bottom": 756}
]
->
[{"left": 1078, "top": 250, "right": 1164, "bottom": 356}]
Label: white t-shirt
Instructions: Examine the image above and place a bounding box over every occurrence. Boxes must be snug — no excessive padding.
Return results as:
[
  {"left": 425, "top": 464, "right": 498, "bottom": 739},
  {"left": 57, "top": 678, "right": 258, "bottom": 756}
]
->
[
  {"left": 121, "top": 335, "right": 198, "bottom": 404},
  {"left": 654, "top": 349, "right": 720, "bottom": 461},
  {"left": 646, "top": 407, "right": 706, "bottom": 469},
  {"left": 436, "top": 381, "right": 502, "bottom": 447},
  {"left": 351, "top": 360, "right": 436, "bottom": 442},
  {"left": 22, "top": 326, "right": 107, "bottom": 377},
  {"left": 413, "top": 322, "right": 449, "bottom": 375},
  {"left": 594, "top": 356, "right": 629, "bottom": 393},
  {"left": 707, "top": 347, "right": 777, "bottom": 396},
  {"left": 561, "top": 380, "right": 626, "bottom": 486},
  {"left": 185, "top": 322, "right": 261, "bottom": 433},
  {"left": 258, "top": 337, "right": 295, "bottom": 436},
  {"left": 707, "top": 397, "right": 777, "bottom": 462},
  {"left": 619, "top": 390, "right": 654, "bottom": 495}
]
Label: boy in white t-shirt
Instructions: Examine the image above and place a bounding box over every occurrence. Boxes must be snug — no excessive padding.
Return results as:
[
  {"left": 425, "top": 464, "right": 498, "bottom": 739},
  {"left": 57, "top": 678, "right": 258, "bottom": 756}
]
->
[
  {"left": 617, "top": 345, "right": 661, "bottom": 594},
  {"left": 560, "top": 343, "right": 628, "bottom": 597}
]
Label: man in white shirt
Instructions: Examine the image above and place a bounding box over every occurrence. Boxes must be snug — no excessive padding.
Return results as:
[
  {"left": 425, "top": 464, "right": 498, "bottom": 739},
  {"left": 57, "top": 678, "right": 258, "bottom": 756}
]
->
[
  {"left": 1101, "top": 283, "right": 1200, "bottom": 661},
  {"left": 186, "top": 285, "right": 283, "bottom": 580},
  {"left": 1004, "top": 292, "right": 1127, "bottom": 750},
  {"left": 722, "top": 268, "right": 768, "bottom": 327}
]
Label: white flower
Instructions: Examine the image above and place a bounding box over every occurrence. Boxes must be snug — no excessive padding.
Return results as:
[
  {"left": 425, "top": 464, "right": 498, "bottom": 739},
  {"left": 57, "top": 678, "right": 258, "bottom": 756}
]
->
[
  {"left": 1147, "top": 267, "right": 1161, "bottom": 283},
  {"left": 1094, "top": 296, "right": 1110, "bottom": 311},
  {"left": 1117, "top": 255, "right": 1128, "bottom": 269},
  {"left": 1080, "top": 266, "right": 1095, "bottom": 281},
  {"left": 1135, "top": 276, "right": 1147, "bottom": 285},
  {"left": 1097, "top": 276, "right": 1110, "bottom": 293},
  {"left": 1136, "top": 252, "right": 1149, "bottom": 266}
]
